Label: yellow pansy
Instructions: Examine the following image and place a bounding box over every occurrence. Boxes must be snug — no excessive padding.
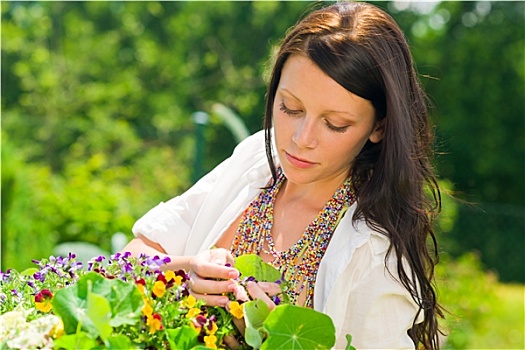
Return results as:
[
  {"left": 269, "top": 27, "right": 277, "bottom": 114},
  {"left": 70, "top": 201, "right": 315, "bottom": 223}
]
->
[
  {"left": 190, "top": 321, "right": 201, "bottom": 333},
  {"left": 207, "top": 321, "right": 218, "bottom": 335},
  {"left": 229, "top": 301, "right": 244, "bottom": 319},
  {"left": 204, "top": 334, "right": 218, "bottom": 349},
  {"left": 174, "top": 275, "right": 183, "bottom": 285},
  {"left": 34, "top": 289, "right": 53, "bottom": 313},
  {"left": 183, "top": 294, "right": 196, "bottom": 308},
  {"left": 164, "top": 270, "right": 174, "bottom": 281},
  {"left": 186, "top": 307, "right": 201, "bottom": 319},
  {"left": 152, "top": 280, "right": 166, "bottom": 298},
  {"left": 142, "top": 301, "right": 153, "bottom": 317},
  {"left": 146, "top": 313, "right": 163, "bottom": 334}
]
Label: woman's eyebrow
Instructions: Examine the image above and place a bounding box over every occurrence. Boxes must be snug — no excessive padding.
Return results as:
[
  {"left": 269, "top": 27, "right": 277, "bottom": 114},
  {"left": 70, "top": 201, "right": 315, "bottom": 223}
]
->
[{"left": 279, "top": 88, "right": 358, "bottom": 119}]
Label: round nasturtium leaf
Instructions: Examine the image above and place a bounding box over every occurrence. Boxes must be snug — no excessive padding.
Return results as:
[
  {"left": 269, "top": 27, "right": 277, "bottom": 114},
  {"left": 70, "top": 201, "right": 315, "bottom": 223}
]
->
[
  {"left": 235, "top": 254, "right": 282, "bottom": 283},
  {"left": 261, "top": 304, "right": 336, "bottom": 350}
]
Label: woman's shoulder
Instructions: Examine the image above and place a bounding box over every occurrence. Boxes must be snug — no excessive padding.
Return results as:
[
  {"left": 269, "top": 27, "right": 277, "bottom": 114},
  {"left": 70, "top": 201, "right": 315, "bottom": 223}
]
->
[
  {"left": 230, "top": 130, "right": 266, "bottom": 158},
  {"left": 218, "top": 130, "right": 274, "bottom": 185}
]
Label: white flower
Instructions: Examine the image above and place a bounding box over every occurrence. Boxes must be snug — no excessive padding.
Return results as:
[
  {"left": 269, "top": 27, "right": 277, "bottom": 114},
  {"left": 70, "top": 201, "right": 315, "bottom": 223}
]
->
[{"left": 0, "top": 305, "right": 62, "bottom": 349}]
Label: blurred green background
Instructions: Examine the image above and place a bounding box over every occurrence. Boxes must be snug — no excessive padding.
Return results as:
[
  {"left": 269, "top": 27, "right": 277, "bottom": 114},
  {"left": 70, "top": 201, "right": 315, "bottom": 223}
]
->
[{"left": 1, "top": 1, "right": 523, "bottom": 348}]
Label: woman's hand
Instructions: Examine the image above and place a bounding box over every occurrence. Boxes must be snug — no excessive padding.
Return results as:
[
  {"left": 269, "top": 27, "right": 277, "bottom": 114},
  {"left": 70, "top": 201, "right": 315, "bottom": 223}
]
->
[
  {"left": 223, "top": 281, "right": 282, "bottom": 349},
  {"left": 188, "top": 248, "right": 240, "bottom": 307}
]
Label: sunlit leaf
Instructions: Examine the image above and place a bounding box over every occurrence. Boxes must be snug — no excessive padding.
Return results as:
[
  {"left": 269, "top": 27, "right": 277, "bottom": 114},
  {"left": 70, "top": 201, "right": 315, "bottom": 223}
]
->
[
  {"left": 235, "top": 254, "right": 281, "bottom": 282},
  {"left": 105, "top": 334, "right": 134, "bottom": 349},
  {"left": 52, "top": 272, "right": 142, "bottom": 336},
  {"left": 87, "top": 291, "right": 112, "bottom": 342},
  {"left": 261, "top": 304, "right": 336, "bottom": 350},
  {"left": 345, "top": 334, "right": 356, "bottom": 350},
  {"left": 244, "top": 299, "right": 270, "bottom": 348},
  {"left": 52, "top": 331, "right": 98, "bottom": 350},
  {"left": 166, "top": 325, "right": 199, "bottom": 349}
]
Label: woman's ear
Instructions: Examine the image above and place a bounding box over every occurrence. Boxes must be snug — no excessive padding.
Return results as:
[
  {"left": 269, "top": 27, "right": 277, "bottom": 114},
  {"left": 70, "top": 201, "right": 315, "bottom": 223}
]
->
[{"left": 369, "top": 119, "right": 385, "bottom": 143}]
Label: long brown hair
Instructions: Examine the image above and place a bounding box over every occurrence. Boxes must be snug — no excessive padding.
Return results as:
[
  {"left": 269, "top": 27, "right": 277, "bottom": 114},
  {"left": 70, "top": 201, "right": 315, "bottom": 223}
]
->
[{"left": 263, "top": 2, "right": 443, "bottom": 349}]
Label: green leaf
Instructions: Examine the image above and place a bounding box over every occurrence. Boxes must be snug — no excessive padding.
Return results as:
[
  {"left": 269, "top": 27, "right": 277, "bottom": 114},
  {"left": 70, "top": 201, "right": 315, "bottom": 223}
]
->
[
  {"left": 345, "top": 334, "right": 356, "bottom": 350},
  {"left": 166, "top": 325, "right": 199, "bottom": 349},
  {"left": 20, "top": 267, "right": 39, "bottom": 276},
  {"left": 87, "top": 291, "right": 113, "bottom": 342},
  {"left": 244, "top": 299, "right": 271, "bottom": 349},
  {"left": 235, "top": 254, "right": 281, "bottom": 282},
  {"left": 52, "top": 332, "right": 98, "bottom": 350},
  {"left": 105, "top": 334, "right": 134, "bottom": 349},
  {"left": 261, "top": 304, "right": 336, "bottom": 350},
  {"left": 52, "top": 272, "right": 142, "bottom": 336},
  {"left": 52, "top": 282, "right": 98, "bottom": 336}
]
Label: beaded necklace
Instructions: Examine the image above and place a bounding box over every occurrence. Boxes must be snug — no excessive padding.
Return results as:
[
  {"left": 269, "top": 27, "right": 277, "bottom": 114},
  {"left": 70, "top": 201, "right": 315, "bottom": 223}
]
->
[{"left": 230, "top": 167, "right": 355, "bottom": 308}]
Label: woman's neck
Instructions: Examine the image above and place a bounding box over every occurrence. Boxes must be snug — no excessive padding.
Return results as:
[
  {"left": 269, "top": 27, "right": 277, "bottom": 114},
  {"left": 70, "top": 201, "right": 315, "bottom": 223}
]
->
[{"left": 278, "top": 174, "right": 349, "bottom": 211}]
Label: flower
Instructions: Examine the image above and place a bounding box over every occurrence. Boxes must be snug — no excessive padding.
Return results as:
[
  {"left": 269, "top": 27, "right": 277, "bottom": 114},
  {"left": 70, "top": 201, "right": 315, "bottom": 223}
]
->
[
  {"left": 146, "top": 313, "right": 163, "bottom": 334},
  {"left": 0, "top": 253, "right": 335, "bottom": 350},
  {"left": 229, "top": 301, "right": 244, "bottom": 319},
  {"left": 183, "top": 294, "right": 197, "bottom": 308},
  {"left": 186, "top": 307, "right": 201, "bottom": 319},
  {"left": 207, "top": 320, "right": 218, "bottom": 335},
  {"left": 34, "top": 289, "right": 53, "bottom": 313},
  {"left": 142, "top": 300, "right": 154, "bottom": 317},
  {"left": 204, "top": 334, "right": 218, "bottom": 349},
  {"left": 152, "top": 280, "right": 166, "bottom": 298}
]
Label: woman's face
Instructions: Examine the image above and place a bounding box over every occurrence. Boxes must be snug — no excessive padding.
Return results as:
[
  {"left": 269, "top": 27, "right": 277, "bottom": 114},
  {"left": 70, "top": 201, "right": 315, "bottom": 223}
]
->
[{"left": 273, "top": 55, "right": 384, "bottom": 187}]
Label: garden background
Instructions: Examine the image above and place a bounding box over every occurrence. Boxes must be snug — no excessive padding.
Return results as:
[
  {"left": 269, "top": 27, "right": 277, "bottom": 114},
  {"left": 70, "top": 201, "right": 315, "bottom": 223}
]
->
[{"left": 1, "top": 1, "right": 523, "bottom": 348}]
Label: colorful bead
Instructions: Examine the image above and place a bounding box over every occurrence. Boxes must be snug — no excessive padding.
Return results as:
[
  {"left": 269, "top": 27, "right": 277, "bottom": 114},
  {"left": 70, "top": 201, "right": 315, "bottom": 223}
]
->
[{"left": 230, "top": 167, "right": 355, "bottom": 308}]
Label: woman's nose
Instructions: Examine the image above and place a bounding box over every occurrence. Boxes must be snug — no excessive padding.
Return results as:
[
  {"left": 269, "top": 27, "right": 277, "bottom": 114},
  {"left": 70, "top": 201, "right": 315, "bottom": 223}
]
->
[{"left": 292, "top": 117, "right": 317, "bottom": 148}]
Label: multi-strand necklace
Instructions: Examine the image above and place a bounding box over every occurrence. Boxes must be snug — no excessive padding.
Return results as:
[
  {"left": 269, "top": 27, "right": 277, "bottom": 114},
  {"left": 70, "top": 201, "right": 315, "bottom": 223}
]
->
[{"left": 230, "top": 167, "right": 355, "bottom": 308}]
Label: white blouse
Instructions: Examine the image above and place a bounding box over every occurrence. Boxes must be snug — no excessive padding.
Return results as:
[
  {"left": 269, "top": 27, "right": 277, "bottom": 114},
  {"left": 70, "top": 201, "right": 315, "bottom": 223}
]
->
[{"left": 132, "top": 130, "right": 422, "bottom": 349}]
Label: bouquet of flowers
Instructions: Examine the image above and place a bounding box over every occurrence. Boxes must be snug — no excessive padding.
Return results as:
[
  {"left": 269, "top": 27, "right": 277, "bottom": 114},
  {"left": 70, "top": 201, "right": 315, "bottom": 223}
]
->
[{"left": 0, "top": 252, "right": 344, "bottom": 349}]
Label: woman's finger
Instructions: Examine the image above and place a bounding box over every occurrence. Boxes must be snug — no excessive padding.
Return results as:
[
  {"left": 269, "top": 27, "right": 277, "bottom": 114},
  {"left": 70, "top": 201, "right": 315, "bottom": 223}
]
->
[
  {"left": 245, "top": 281, "right": 276, "bottom": 310},
  {"left": 188, "top": 289, "right": 230, "bottom": 307},
  {"left": 210, "top": 248, "right": 236, "bottom": 268},
  {"left": 257, "top": 282, "right": 282, "bottom": 296},
  {"left": 188, "top": 273, "right": 237, "bottom": 295},
  {"left": 190, "top": 250, "right": 239, "bottom": 280},
  {"left": 223, "top": 335, "right": 241, "bottom": 349}
]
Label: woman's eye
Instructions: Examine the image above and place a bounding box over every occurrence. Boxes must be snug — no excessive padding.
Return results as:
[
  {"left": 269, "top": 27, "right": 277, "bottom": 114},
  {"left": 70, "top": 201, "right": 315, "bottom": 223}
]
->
[
  {"left": 279, "top": 102, "right": 302, "bottom": 116},
  {"left": 325, "top": 120, "right": 348, "bottom": 133}
]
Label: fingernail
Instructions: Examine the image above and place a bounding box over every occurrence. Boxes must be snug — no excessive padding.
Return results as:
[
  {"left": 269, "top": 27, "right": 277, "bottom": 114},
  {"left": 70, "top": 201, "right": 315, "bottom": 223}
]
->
[{"left": 229, "top": 270, "right": 239, "bottom": 279}]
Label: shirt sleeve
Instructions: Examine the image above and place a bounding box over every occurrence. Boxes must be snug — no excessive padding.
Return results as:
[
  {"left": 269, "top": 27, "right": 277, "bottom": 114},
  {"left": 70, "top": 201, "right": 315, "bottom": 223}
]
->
[
  {"left": 131, "top": 130, "right": 269, "bottom": 256},
  {"left": 331, "top": 238, "right": 423, "bottom": 349}
]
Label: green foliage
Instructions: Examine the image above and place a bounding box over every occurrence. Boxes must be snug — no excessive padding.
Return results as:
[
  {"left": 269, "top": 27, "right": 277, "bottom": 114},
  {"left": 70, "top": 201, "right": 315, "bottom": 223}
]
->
[
  {"left": 234, "top": 255, "right": 336, "bottom": 350},
  {"left": 437, "top": 253, "right": 524, "bottom": 349},
  {"left": 1, "top": 0, "right": 311, "bottom": 271},
  {"left": 262, "top": 305, "right": 336, "bottom": 350},
  {"left": 1, "top": 0, "right": 522, "bottom": 286},
  {"left": 235, "top": 254, "right": 283, "bottom": 284},
  {"left": 52, "top": 272, "right": 142, "bottom": 335},
  {"left": 244, "top": 299, "right": 271, "bottom": 349},
  {"left": 385, "top": 0, "right": 525, "bottom": 282}
]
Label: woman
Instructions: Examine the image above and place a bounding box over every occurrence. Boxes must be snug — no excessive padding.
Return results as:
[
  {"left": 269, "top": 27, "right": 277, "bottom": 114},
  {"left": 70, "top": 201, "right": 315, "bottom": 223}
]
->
[{"left": 122, "top": 2, "right": 442, "bottom": 349}]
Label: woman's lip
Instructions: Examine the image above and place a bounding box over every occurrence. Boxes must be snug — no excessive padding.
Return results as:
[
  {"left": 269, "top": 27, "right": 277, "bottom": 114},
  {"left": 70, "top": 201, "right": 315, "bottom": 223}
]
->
[{"left": 285, "top": 152, "right": 316, "bottom": 169}]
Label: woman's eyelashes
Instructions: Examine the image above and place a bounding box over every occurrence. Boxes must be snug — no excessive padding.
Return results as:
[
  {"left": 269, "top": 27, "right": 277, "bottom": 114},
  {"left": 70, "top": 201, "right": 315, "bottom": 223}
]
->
[
  {"left": 279, "top": 102, "right": 302, "bottom": 116},
  {"left": 324, "top": 120, "right": 349, "bottom": 133},
  {"left": 279, "top": 102, "right": 349, "bottom": 133}
]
